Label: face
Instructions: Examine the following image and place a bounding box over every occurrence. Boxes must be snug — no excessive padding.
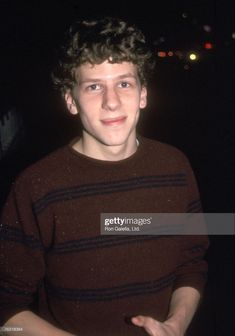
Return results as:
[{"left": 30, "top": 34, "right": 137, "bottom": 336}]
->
[{"left": 65, "top": 61, "right": 147, "bottom": 149}]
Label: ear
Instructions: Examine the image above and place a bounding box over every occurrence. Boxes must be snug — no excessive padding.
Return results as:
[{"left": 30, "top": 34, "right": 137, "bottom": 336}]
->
[
  {"left": 64, "top": 91, "right": 78, "bottom": 115},
  {"left": 139, "top": 87, "right": 147, "bottom": 109}
]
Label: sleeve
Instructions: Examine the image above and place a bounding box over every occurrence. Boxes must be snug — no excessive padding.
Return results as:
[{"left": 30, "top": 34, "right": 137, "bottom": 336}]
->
[
  {"left": 173, "top": 155, "right": 209, "bottom": 294},
  {"left": 0, "top": 175, "right": 45, "bottom": 325}
]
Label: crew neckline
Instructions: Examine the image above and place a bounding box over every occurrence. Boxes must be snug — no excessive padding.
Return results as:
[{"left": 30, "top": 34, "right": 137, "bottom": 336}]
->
[{"left": 67, "top": 135, "right": 145, "bottom": 167}]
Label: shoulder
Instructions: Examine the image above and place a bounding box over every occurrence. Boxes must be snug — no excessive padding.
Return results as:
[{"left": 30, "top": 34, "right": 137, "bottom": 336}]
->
[
  {"left": 140, "top": 136, "right": 191, "bottom": 169},
  {"left": 13, "top": 145, "right": 70, "bottom": 193},
  {"left": 139, "top": 136, "right": 200, "bottom": 200}
]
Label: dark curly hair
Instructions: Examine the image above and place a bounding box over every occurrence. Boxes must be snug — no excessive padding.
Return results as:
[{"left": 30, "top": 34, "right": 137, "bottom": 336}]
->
[{"left": 52, "top": 17, "right": 156, "bottom": 94}]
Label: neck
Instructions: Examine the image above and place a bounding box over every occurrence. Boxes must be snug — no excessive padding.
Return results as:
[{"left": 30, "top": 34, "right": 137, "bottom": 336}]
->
[{"left": 73, "top": 134, "right": 138, "bottom": 161}]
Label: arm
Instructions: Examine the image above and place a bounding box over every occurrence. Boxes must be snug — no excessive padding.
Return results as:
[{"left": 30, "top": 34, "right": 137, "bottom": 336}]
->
[
  {"left": 0, "top": 176, "right": 56, "bottom": 332},
  {"left": 164, "top": 286, "right": 200, "bottom": 333},
  {"left": 4, "top": 311, "right": 75, "bottom": 336},
  {"left": 131, "top": 286, "right": 200, "bottom": 336}
]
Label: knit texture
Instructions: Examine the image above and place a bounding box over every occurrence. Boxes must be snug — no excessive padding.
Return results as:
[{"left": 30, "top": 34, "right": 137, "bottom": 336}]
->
[{"left": 0, "top": 136, "right": 208, "bottom": 335}]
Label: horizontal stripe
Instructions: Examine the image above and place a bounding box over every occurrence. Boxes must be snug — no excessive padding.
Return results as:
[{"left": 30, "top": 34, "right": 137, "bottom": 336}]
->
[
  {"left": 33, "top": 174, "right": 187, "bottom": 214},
  {"left": 178, "top": 256, "right": 204, "bottom": 267},
  {"left": 187, "top": 244, "right": 207, "bottom": 253},
  {"left": 0, "top": 285, "right": 33, "bottom": 297},
  {"left": 46, "top": 272, "right": 175, "bottom": 302},
  {"left": 187, "top": 199, "right": 202, "bottom": 213},
  {"left": 0, "top": 303, "right": 27, "bottom": 310},
  {"left": 49, "top": 235, "right": 163, "bottom": 254},
  {"left": 0, "top": 224, "right": 43, "bottom": 249}
]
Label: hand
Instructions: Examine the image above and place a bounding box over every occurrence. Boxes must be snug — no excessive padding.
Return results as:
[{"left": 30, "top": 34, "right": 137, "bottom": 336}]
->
[{"left": 131, "top": 315, "right": 181, "bottom": 336}]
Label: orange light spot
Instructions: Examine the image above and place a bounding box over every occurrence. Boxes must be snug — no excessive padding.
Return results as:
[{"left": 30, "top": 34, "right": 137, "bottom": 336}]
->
[{"left": 157, "top": 51, "right": 167, "bottom": 57}]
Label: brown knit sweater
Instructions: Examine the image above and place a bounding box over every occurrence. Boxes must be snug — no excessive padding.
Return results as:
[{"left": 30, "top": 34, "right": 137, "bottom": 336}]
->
[{"left": 0, "top": 136, "right": 208, "bottom": 335}]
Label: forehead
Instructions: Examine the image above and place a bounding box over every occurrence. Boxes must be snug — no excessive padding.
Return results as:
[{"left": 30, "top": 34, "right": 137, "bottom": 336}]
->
[{"left": 75, "top": 61, "right": 138, "bottom": 83}]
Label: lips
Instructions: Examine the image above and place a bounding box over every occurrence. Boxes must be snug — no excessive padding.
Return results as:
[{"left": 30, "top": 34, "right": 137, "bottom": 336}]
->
[{"left": 101, "top": 116, "right": 127, "bottom": 126}]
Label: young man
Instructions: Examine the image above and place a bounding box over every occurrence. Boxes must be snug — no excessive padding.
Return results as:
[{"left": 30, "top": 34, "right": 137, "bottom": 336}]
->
[{"left": 0, "top": 17, "right": 208, "bottom": 335}]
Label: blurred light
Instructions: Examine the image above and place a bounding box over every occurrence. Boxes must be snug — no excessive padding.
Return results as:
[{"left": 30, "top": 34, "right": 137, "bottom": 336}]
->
[
  {"left": 189, "top": 53, "right": 198, "bottom": 61},
  {"left": 157, "top": 51, "right": 167, "bottom": 57},
  {"left": 203, "top": 25, "right": 212, "bottom": 32},
  {"left": 184, "top": 65, "right": 190, "bottom": 70},
  {"left": 175, "top": 51, "right": 183, "bottom": 59},
  {"left": 182, "top": 13, "right": 188, "bottom": 18},
  {"left": 168, "top": 51, "right": 174, "bottom": 57},
  {"left": 232, "top": 32, "right": 235, "bottom": 39},
  {"left": 204, "top": 42, "right": 213, "bottom": 50},
  {"left": 159, "top": 37, "right": 165, "bottom": 42}
]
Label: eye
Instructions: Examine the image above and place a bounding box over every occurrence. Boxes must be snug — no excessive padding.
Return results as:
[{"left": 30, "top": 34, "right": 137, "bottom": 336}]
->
[
  {"left": 87, "top": 83, "right": 101, "bottom": 91},
  {"left": 118, "top": 81, "right": 130, "bottom": 88}
]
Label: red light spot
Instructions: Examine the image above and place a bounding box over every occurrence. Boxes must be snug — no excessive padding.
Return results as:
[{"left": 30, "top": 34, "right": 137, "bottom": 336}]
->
[
  {"left": 204, "top": 42, "right": 213, "bottom": 50},
  {"left": 158, "top": 51, "right": 167, "bottom": 57}
]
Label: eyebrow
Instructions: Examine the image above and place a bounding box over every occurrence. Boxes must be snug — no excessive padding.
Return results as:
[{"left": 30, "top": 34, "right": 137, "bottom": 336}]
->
[{"left": 78, "top": 73, "right": 137, "bottom": 85}]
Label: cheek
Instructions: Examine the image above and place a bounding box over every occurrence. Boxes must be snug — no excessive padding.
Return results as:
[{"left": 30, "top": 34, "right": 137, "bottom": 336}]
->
[
  {"left": 123, "top": 92, "right": 143, "bottom": 109},
  {"left": 79, "top": 109, "right": 100, "bottom": 131},
  {"left": 78, "top": 99, "right": 96, "bottom": 121},
  {"left": 80, "top": 112, "right": 94, "bottom": 126}
]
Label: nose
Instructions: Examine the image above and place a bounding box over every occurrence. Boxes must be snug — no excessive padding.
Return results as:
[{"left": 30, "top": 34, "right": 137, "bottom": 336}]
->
[{"left": 102, "top": 86, "right": 121, "bottom": 111}]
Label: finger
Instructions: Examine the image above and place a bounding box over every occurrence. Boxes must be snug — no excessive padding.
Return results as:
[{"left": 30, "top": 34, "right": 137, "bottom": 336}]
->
[
  {"left": 131, "top": 315, "right": 152, "bottom": 327},
  {"left": 131, "top": 315, "right": 145, "bottom": 326},
  {"left": 131, "top": 316, "right": 158, "bottom": 336}
]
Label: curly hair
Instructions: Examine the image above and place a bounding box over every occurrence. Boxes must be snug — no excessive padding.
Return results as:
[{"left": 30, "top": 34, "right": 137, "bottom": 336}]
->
[{"left": 52, "top": 17, "right": 155, "bottom": 94}]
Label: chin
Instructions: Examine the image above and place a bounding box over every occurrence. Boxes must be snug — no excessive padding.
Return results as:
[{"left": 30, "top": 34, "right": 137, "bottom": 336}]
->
[
  {"left": 102, "top": 135, "right": 130, "bottom": 147},
  {"left": 101, "top": 130, "right": 135, "bottom": 146},
  {"left": 103, "top": 140, "right": 125, "bottom": 147}
]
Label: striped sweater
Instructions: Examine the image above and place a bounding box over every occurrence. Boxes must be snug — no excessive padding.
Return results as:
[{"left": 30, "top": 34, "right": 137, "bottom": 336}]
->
[{"left": 0, "top": 136, "right": 208, "bottom": 335}]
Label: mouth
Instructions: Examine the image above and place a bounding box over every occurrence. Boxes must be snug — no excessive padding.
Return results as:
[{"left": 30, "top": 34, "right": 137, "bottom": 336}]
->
[{"left": 101, "top": 116, "right": 127, "bottom": 126}]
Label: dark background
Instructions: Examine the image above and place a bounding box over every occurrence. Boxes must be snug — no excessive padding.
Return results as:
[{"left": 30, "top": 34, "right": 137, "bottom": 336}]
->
[{"left": 0, "top": 0, "right": 234, "bottom": 335}]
